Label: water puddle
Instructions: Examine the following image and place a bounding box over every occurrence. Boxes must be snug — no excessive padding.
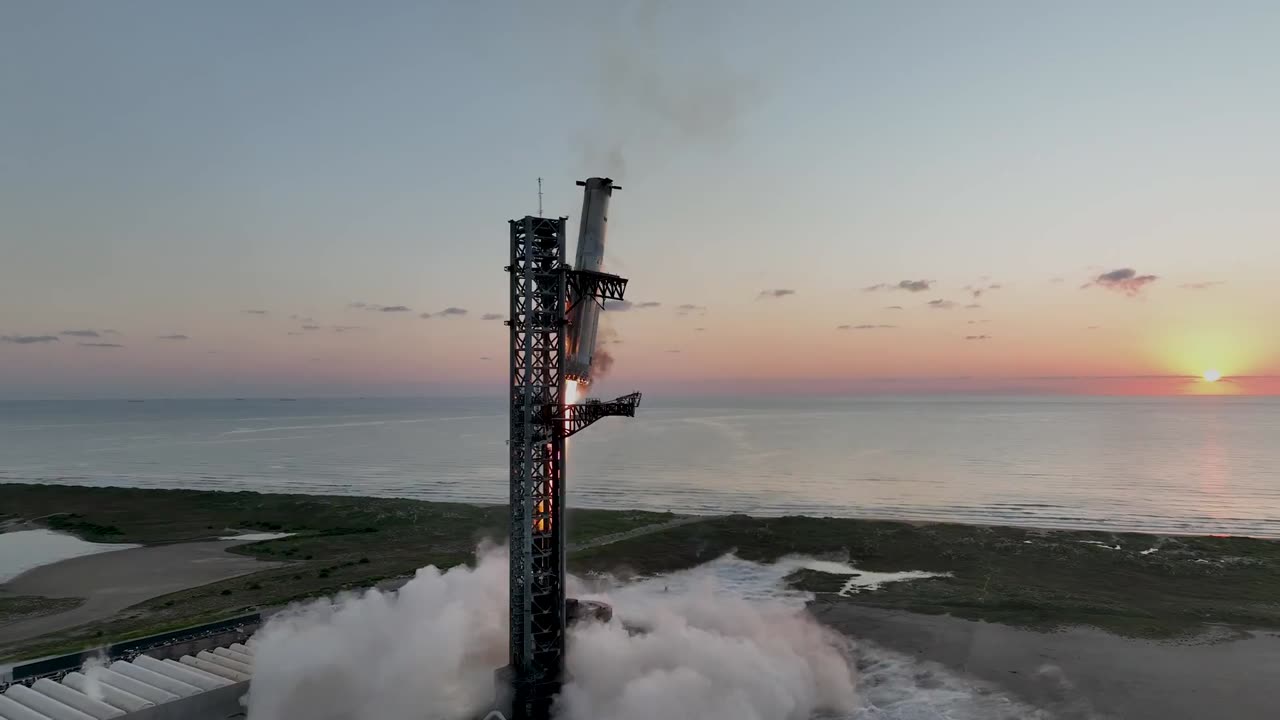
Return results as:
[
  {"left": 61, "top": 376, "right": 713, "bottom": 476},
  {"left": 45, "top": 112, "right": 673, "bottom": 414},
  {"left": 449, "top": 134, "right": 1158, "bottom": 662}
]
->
[{"left": 0, "top": 529, "right": 140, "bottom": 583}]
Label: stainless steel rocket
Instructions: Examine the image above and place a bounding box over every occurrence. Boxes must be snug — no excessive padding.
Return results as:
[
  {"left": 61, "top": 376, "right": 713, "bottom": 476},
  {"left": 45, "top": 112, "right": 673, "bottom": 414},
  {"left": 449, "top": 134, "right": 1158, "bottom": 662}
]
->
[{"left": 564, "top": 177, "right": 620, "bottom": 384}]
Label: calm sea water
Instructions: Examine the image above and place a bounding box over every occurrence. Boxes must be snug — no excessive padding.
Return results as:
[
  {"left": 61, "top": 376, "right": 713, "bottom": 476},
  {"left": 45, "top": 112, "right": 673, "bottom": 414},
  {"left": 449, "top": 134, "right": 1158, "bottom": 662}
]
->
[{"left": 2, "top": 396, "right": 1277, "bottom": 537}]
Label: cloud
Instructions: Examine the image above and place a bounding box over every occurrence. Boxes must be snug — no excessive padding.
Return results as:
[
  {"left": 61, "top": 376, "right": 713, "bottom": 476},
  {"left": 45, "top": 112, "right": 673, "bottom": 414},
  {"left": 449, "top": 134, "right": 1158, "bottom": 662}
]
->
[
  {"left": 347, "top": 302, "right": 367, "bottom": 309},
  {"left": 301, "top": 325, "right": 321, "bottom": 330},
  {"left": 927, "top": 299, "right": 957, "bottom": 309},
  {"left": 289, "top": 314, "right": 314, "bottom": 322},
  {"left": 287, "top": 332, "right": 303, "bottom": 336},
  {"left": 757, "top": 289, "right": 796, "bottom": 299},
  {"left": 419, "top": 313, "right": 432, "bottom": 319},
  {"left": 157, "top": 334, "right": 189, "bottom": 340},
  {"left": 885, "top": 305, "right": 904, "bottom": 310},
  {"left": 603, "top": 300, "right": 634, "bottom": 311},
  {"left": 331, "top": 325, "right": 365, "bottom": 333},
  {"left": 636, "top": 301, "right": 662, "bottom": 308},
  {"left": 665, "top": 349, "right": 681, "bottom": 353},
  {"left": 964, "top": 282, "right": 1002, "bottom": 299},
  {"left": 1084, "top": 268, "right": 1158, "bottom": 296},
  {"left": 60, "top": 329, "right": 100, "bottom": 338},
  {"left": 481, "top": 313, "right": 504, "bottom": 321},
  {"left": 1087, "top": 325, "right": 1101, "bottom": 330},
  {"left": 964, "top": 303, "right": 982, "bottom": 309},
  {"left": 479, "top": 356, "right": 491, "bottom": 361},
  {"left": 836, "top": 324, "right": 896, "bottom": 330},
  {"left": 79, "top": 342, "right": 124, "bottom": 348},
  {"left": 1050, "top": 276, "right": 1065, "bottom": 284},
  {"left": 2, "top": 334, "right": 59, "bottom": 344},
  {"left": 694, "top": 327, "right": 706, "bottom": 332},
  {"left": 438, "top": 307, "right": 468, "bottom": 317},
  {"left": 379, "top": 305, "right": 412, "bottom": 313},
  {"left": 964, "top": 335, "right": 992, "bottom": 341},
  {"left": 243, "top": 309, "right": 269, "bottom": 315},
  {"left": 675, "top": 303, "right": 707, "bottom": 315},
  {"left": 1180, "top": 281, "right": 1225, "bottom": 290},
  {"left": 865, "top": 280, "right": 932, "bottom": 293}
]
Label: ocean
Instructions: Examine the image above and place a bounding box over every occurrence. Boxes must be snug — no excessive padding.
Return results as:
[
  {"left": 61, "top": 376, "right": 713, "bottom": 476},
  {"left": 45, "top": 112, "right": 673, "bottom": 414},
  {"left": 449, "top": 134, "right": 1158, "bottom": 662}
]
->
[{"left": 2, "top": 396, "right": 1277, "bottom": 538}]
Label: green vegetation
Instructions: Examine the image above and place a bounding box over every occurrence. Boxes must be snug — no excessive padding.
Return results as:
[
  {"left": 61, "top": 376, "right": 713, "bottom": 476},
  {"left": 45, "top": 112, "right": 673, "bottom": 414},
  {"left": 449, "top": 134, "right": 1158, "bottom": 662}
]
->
[
  {"left": 5, "top": 485, "right": 1280, "bottom": 660},
  {"left": 0, "top": 596, "right": 83, "bottom": 625},
  {"left": 573, "top": 516, "right": 1280, "bottom": 638},
  {"left": 1, "top": 483, "right": 673, "bottom": 660}
]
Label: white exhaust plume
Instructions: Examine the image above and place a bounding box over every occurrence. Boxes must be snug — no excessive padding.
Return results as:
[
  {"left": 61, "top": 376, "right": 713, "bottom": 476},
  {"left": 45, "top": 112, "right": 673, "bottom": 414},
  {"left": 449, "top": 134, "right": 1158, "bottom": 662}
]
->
[
  {"left": 245, "top": 547, "right": 854, "bottom": 720},
  {"left": 245, "top": 549, "right": 1054, "bottom": 720}
]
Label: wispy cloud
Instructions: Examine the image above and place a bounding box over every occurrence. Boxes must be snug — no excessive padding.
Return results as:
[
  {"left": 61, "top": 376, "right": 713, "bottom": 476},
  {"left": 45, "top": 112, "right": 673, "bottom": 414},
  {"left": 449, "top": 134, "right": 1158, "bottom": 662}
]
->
[
  {"left": 60, "top": 329, "right": 100, "bottom": 338},
  {"left": 79, "top": 342, "right": 124, "bottom": 348},
  {"left": 289, "top": 314, "right": 314, "bottom": 322},
  {"left": 757, "top": 288, "right": 796, "bottom": 299},
  {"left": 287, "top": 332, "right": 303, "bottom": 336},
  {"left": 864, "top": 280, "right": 932, "bottom": 293},
  {"left": 157, "top": 334, "right": 189, "bottom": 340},
  {"left": 675, "top": 303, "right": 707, "bottom": 316},
  {"left": 481, "top": 313, "right": 504, "bottom": 321},
  {"left": 927, "top": 299, "right": 957, "bottom": 309},
  {"left": 378, "top": 305, "right": 412, "bottom": 313},
  {"left": 603, "top": 300, "right": 634, "bottom": 311},
  {"left": 242, "top": 309, "right": 268, "bottom": 315},
  {"left": 331, "top": 325, "right": 365, "bottom": 333},
  {"left": 884, "top": 305, "right": 904, "bottom": 310},
  {"left": 636, "top": 301, "right": 662, "bottom": 308},
  {"left": 420, "top": 313, "right": 433, "bottom": 319},
  {"left": 438, "top": 307, "right": 468, "bottom": 317},
  {"left": 347, "top": 302, "right": 368, "bottom": 309},
  {"left": 836, "top": 324, "right": 896, "bottom": 330},
  {"left": 964, "top": 335, "right": 992, "bottom": 341},
  {"left": 1083, "top": 267, "right": 1158, "bottom": 296},
  {"left": 1180, "top": 280, "right": 1225, "bottom": 290},
  {"left": 964, "top": 303, "right": 982, "bottom": 310},
  {"left": 2, "top": 334, "right": 59, "bottom": 344},
  {"left": 694, "top": 327, "right": 706, "bottom": 332},
  {"left": 964, "top": 282, "right": 1002, "bottom": 299},
  {"left": 301, "top": 325, "right": 321, "bottom": 330}
]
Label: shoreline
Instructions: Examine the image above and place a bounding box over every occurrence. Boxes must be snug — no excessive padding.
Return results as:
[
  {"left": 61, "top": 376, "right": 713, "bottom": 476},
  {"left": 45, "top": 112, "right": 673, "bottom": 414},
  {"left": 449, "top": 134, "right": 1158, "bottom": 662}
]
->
[{"left": 4, "top": 479, "right": 1277, "bottom": 542}]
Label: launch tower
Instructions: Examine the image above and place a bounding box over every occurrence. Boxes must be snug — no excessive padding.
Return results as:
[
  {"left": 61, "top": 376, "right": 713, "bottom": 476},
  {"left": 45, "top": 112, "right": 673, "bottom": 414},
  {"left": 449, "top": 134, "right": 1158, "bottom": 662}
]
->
[{"left": 504, "top": 180, "right": 641, "bottom": 720}]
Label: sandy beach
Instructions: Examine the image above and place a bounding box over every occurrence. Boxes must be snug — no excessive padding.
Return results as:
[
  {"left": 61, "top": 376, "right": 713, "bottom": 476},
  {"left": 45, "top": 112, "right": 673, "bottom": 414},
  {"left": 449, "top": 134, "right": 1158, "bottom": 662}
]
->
[
  {"left": 0, "top": 540, "right": 284, "bottom": 648},
  {"left": 814, "top": 601, "right": 1280, "bottom": 720}
]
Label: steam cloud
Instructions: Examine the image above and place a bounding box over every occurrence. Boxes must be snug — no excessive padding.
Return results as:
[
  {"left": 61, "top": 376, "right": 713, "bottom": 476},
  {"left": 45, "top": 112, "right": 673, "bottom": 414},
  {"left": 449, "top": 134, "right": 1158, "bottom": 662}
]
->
[{"left": 245, "top": 547, "right": 857, "bottom": 720}]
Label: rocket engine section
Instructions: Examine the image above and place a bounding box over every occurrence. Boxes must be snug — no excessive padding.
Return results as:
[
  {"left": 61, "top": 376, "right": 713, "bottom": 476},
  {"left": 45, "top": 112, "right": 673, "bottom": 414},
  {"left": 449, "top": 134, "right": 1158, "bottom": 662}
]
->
[{"left": 564, "top": 177, "right": 620, "bottom": 384}]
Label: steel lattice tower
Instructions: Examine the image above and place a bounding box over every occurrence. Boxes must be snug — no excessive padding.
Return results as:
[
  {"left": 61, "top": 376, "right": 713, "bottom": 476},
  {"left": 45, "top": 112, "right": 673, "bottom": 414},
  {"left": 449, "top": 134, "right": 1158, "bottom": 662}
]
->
[
  {"left": 507, "top": 215, "right": 569, "bottom": 720},
  {"left": 504, "top": 212, "right": 640, "bottom": 720}
]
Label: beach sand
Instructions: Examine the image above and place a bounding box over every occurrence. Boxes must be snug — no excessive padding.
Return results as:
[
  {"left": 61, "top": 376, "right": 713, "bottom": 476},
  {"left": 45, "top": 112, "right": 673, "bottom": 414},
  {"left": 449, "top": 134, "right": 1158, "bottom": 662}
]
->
[
  {"left": 813, "top": 601, "right": 1280, "bottom": 720},
  {"left": 0, "top": 540, "right": 284, "bottom": 648}
]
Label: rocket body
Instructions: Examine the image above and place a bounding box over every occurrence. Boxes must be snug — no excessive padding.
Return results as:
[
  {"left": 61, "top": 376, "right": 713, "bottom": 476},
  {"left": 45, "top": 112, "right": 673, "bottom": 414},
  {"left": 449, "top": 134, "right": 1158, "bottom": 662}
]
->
[{"left": 564, "top": 177, "right": 616, "bottom": 383}]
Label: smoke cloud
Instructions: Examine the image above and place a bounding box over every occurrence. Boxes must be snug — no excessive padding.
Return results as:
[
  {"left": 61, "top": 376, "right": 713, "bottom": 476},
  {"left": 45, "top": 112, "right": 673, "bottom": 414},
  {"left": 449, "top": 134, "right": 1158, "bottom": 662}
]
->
[
  {"left": 245, "top": 547, "right": 856, "bottom": 720},
  {"left": 578, "top": 1, "right": 757, "bottom": 177}
]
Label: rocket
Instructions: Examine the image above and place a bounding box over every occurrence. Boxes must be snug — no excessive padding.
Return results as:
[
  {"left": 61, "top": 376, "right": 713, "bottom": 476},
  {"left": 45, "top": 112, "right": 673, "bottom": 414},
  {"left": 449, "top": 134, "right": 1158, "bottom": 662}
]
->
[{"left": 564, "top": 177, "right": 620, "bottom": 384}]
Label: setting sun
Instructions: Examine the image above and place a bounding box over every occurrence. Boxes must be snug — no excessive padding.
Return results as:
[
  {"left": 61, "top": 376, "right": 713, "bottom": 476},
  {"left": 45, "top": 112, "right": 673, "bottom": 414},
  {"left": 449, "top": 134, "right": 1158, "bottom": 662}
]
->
[{"left": 1203, "top": 369, "right": 1222, "bottom": 383}]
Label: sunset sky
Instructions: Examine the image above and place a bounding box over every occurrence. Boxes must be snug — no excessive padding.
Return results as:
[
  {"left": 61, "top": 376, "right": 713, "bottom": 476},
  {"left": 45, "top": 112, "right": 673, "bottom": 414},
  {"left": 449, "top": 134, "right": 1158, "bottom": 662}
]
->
[{"left": 2, "top": 1, "right": 1278, "bottom": 399}]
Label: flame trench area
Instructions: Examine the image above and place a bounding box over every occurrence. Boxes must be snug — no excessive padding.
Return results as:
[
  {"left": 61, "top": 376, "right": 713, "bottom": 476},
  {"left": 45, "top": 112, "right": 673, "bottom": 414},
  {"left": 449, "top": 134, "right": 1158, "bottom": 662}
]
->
[{"left": 503, "top": 180, "right": 640, "bottom": 720}]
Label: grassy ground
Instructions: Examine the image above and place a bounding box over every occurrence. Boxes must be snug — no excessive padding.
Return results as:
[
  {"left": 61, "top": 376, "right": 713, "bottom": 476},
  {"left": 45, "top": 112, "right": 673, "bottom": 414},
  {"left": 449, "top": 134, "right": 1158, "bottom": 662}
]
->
[
  {"left": 0, "top": 596, "right": 83, "bottom": 626},
  {"left": 572, "top": 515, "right": 1280, "bottom": 638},
  {"left": 5, "top": 485, "right": 1280, "bottom": 660},
  {"left": 1, "top": 484, "right": 673, "bottom": 660}
]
